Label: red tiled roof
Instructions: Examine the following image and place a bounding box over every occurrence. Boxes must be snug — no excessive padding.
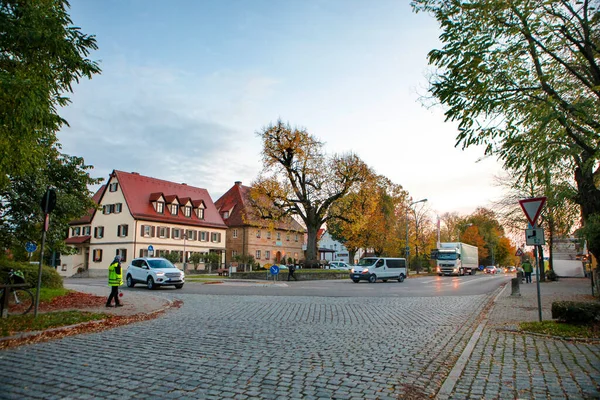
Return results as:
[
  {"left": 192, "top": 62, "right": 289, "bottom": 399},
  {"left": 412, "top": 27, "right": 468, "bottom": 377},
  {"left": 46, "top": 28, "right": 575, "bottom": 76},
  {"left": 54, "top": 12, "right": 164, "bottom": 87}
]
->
[
  {"left": 65, "top": 235, "right": 91, "bottom": 244},
  {"left": 69, "top": 186, "right": 106, "bottom": 225},
  {"left": 214, "top": 182, "right": 305, "bottom": 232},
  {"left": 114, "top": 170, "right": 226, "bottom": 228}
]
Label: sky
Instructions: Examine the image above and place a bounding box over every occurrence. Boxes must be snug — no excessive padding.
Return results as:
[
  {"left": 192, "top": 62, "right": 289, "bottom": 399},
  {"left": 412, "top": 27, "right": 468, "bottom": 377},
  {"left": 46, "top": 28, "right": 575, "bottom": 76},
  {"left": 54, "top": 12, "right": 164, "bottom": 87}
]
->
[{"left": 59, "top": 0, "right": 506, "bottom": 217}]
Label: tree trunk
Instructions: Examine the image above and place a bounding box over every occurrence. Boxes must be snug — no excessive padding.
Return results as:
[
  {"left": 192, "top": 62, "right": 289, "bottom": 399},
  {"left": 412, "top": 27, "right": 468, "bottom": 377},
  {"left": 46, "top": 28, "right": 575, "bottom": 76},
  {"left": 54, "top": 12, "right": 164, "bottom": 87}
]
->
[
  {"left": 574, "top": 154, "right": 600, "bottom": 261},
  {"left": 305, "top": 223, "right": 319, "bottom": 263}
]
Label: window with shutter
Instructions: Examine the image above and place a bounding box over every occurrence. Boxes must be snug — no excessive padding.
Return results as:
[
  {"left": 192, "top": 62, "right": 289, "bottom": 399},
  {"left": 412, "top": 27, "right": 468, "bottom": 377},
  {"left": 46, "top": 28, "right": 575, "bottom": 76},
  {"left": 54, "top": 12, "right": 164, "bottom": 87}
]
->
[
  {"left": 93, "top": 249, "right": 103, "bottom": 262},
  {"left": 117, "top": 248, "right": 127, "bottom": 262},
  {"left": 115, "top": 203, "right": 122, "bottom": 213},
  {"left": 109, "top": 182, "right": 118, "bottom": 192}
]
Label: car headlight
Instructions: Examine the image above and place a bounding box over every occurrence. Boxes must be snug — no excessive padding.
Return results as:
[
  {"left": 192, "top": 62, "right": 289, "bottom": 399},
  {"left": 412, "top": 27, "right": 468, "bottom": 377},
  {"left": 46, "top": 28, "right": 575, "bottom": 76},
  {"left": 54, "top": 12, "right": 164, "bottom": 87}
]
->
[{"left": 155, "top": 272, "right": 165, "bottom": 276}]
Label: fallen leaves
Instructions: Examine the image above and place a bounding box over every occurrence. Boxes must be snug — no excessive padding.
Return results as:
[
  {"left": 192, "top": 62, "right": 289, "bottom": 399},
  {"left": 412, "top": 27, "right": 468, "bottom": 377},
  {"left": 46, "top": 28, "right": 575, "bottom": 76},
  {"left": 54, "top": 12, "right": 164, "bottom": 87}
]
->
[{"left": 0, "top": 297, "right": 183, "bottom": 350}]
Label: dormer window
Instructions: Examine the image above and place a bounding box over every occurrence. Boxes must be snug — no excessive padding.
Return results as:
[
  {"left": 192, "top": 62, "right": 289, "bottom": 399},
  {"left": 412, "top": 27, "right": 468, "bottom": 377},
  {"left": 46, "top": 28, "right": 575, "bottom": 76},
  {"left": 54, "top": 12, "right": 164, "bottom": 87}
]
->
[
  {"left": 184, "top": 206, "right": 192, "bottom": 217},
  {"left": 156, "top": 201, "right": 164, "bottom": 214},
  {"left": 223, "top": 211, "right": 229, "bottom": 219},
  {"left": 197, "top": 208, "right": 205, "bottom": 219},
  {"left": 171, "top": 204, "right": 178, "bottom": 215}
]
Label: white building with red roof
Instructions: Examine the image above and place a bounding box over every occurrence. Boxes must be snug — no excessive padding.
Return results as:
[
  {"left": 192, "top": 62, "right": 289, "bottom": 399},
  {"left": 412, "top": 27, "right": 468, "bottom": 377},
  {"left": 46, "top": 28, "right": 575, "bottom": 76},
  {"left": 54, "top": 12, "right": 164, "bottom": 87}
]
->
[{"left": 61, "top": 170, "right": 227, "bottom": 277}]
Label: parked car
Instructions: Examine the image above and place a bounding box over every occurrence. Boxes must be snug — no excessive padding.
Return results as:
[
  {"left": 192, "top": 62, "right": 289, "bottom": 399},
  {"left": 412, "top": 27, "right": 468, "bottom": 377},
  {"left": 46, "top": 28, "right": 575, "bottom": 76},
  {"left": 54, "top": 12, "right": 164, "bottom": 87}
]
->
[
  {"left": 508, "top": 266, "right": 517, "bottom": 273},
  {"left": 327, "top": 261, "right": 352, "bottom": 270},
  {"left": 484, "top": 266, "right": 497, "bottom": 274},
  {"left": 126, "top": 257, "right": 185, "bottom": 289}
]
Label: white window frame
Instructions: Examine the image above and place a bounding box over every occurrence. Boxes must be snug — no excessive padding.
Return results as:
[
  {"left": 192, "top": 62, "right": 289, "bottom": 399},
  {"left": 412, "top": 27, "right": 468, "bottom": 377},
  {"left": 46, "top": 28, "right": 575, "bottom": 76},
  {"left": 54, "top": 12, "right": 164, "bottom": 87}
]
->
[
  {"left": 172, "top": 229, "right": 181, "bottom": 239},
  {"left": 255, "top": 250, "right": 261, "bottom": 259},
  {"left": 171, "top": 204, "right": 178, "bottom": 215},
  {"left": 265, "top": 250, "right": 270, "bottom": 260},
  {"left": 233, "top": 229, "right": 238, "bottom": 239},
  {"left": 184, "top": 206, "right": 192, "bottom": 217},
  {"left": 156, "top": 202, "right": 164, "bottom": 214}
]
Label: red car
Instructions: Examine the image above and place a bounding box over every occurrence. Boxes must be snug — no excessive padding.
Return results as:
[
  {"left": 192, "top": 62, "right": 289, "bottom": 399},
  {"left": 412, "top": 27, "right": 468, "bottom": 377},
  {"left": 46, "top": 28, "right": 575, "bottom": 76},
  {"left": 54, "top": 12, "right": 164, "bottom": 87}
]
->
[{"left": 484, "top": 266, "right": 497, "bottom": 274}]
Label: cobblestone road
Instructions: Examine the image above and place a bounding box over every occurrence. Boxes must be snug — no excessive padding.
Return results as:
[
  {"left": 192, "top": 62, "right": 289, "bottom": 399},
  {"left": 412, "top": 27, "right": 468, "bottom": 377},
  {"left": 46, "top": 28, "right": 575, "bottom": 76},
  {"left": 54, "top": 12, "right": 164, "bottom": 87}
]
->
[{"left": 0, "top": 293, "right": 492, "bottom": 399}]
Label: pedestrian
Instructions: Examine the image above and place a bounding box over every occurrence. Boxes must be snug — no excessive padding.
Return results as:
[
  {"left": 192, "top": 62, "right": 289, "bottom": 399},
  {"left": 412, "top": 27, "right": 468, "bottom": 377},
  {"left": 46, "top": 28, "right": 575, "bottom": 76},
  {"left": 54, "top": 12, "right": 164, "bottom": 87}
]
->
[
  {"left": 288, "top": 263, "right": 298, "bottom": 281},
  {"left": 106, "top": 255, "right": 124, "bottom": 307},
  {"left": 522, "top": 258, "right": 533, "bottom": 284}
]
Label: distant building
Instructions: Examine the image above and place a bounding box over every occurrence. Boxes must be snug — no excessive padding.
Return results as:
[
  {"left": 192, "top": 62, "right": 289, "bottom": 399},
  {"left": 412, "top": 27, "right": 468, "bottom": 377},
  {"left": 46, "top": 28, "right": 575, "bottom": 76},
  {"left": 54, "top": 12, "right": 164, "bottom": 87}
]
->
[
  {"left": 214, "top": 181, "right": 305, "bottom": 268},
  {"left": 317, "top": 230, "right": 364, "bottom": 264},
  {"left": 61, "top": 170, "right": 227, "bottom": 277}
]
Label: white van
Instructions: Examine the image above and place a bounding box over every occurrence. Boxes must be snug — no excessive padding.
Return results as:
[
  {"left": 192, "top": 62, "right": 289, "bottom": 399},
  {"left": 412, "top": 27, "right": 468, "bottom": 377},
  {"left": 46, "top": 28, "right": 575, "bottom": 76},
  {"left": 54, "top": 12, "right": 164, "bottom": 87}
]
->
[{"left": 350, "top": 257, "right": 407, "bottom": 283}]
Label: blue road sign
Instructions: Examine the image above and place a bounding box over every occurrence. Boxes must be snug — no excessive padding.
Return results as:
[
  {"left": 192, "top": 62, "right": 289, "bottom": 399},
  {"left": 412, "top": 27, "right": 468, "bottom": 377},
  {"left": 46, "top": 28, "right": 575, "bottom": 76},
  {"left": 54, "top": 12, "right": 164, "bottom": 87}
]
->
[
  {"left": 148, "top": 245, "right": 154, "bottom": 251},
  {"left": 26, "top": 242, "right": 37, "bottom": 253},
  {"left": 270, "top": 265, "right": 280, "bottom": 275}
]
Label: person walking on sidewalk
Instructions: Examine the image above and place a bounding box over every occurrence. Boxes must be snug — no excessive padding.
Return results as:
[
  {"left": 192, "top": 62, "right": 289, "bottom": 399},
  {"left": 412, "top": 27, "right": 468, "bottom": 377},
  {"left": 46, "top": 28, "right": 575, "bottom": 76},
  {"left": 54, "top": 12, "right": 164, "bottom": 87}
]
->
[
  {"left": 106, "top": 255, "right": 124, "bottom": 307},
  {"left": 288, "top": 264, "right": 298, "bottom": 281},
  {"left": 522, "top": 258, "right": 533, "bottom": 284}
]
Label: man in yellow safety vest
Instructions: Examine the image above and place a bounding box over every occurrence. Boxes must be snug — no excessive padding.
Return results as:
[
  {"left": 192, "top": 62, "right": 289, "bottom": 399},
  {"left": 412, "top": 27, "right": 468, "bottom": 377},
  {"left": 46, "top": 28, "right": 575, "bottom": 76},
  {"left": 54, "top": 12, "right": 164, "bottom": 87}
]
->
[{"left": 106, "top": 255, "right": 123, "bottom": 307}]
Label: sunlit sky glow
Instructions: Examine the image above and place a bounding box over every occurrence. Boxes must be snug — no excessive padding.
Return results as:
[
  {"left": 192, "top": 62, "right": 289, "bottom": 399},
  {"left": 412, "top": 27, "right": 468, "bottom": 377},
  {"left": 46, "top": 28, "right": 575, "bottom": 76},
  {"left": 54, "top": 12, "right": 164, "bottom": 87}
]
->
[{"left": 59, "top": 0, "right": 506, "bottom": 216}]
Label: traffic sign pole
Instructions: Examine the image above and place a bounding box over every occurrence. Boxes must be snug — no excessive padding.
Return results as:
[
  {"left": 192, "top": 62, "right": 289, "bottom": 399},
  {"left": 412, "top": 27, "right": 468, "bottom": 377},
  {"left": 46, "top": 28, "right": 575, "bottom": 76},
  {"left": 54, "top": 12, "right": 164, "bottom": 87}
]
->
[{"left": 519, "top": 196, "right": 547, "bottom": 322}]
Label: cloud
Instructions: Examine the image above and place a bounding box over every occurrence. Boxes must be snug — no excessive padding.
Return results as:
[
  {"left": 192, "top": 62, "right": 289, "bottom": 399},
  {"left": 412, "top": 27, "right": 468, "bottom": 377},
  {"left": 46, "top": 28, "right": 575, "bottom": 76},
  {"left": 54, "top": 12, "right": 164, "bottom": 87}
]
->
[{"left": 58, "top": 61, "right": 273, "bottom": 197}]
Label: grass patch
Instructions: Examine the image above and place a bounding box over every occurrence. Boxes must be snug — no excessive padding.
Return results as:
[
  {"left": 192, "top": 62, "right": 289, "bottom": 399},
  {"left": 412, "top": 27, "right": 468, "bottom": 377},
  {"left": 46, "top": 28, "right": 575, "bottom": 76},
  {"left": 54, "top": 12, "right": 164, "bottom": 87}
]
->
[
  {"left": 0, "top": 311, "right": 109, "bottom": 337},
  {"left": 520, "top": 320, "right": 600, "bottom": 339},
  {"left": 33, "top": 287, "right": 72, "bottom": 303}
]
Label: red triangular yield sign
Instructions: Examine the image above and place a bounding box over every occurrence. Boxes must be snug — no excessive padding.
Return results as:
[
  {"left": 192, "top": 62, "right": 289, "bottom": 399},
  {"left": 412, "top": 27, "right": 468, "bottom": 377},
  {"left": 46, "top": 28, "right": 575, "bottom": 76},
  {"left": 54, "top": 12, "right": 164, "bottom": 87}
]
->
[
  {"left": 515, "top": 248, "right": 524, "bottom": 256},
  {"left": 519, "top": 197, "right": 547, "bottom": 227}
]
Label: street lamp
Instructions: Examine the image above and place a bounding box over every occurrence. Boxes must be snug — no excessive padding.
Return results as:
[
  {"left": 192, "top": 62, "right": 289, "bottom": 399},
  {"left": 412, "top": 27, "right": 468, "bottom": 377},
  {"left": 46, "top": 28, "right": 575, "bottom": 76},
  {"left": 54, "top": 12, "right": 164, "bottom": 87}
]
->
[
  {"left": 405, "top": 198, "right": 428, "bottom": 275},
  {"left": 182, "top": 232, "right": 187, "bottom": 272}
]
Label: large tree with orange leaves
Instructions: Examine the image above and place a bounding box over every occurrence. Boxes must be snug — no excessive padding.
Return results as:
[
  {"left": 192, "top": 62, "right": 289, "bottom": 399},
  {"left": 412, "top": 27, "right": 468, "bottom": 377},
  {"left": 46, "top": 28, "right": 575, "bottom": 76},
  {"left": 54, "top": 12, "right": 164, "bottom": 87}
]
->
[{"left": 250, "top": 121, "right": 370, "bottom": 263}]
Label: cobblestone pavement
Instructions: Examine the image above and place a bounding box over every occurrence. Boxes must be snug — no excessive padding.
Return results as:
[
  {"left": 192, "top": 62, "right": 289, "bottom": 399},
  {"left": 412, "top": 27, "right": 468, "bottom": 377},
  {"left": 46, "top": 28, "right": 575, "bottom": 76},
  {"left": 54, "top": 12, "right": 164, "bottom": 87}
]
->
[
  {"left": 447, "top": 278, "right": 600, "bottom": 400},
  {"left": 0, "top": 293, "right": 493, "bottom": 399}
]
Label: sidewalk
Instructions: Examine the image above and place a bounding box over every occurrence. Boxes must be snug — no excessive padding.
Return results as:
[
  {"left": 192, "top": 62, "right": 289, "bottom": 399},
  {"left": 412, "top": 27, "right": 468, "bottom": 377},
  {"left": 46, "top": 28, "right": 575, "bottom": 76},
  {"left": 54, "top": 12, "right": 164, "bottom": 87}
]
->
[
  {"left": 442, "top": 278, "right": 600, "bottom": 399},
  {"left": 63, "top": 283, "right": 173, "bottom": 316}
]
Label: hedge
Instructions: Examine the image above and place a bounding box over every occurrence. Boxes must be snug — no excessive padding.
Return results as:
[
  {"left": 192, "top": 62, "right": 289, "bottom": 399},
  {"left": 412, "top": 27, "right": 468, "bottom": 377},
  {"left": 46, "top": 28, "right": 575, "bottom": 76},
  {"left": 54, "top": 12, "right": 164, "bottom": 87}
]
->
[
  {"left": 0, "top": 260, "right": 63, "bottom": 289},
  {"left": 551, "top": 301, "right": 600, "bottom": 324}
]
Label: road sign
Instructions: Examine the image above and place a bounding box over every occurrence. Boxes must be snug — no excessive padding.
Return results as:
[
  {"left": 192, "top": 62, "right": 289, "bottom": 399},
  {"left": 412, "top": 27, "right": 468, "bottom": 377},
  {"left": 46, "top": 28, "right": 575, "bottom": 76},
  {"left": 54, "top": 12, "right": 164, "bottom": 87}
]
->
[
  {"left": 26, "top": 242, "right": 37, "bottom": 253},
  {"left": 519, "top": 197, "right": 547, "bottom": 227},
  {"left": 270, "top": 265, "right": 280, "bottom": 275},
  {"left": 515, "top": 248, "right": 524, "bottom": 257},
  {"left": 40, "top": 188, "right": 57, "bottom": 214},
  {"left": 525, "top": 228, "right": 545, "bottom": 245},
  {"left": 148, "top": 245, "right": 154, "bottom": 256}
]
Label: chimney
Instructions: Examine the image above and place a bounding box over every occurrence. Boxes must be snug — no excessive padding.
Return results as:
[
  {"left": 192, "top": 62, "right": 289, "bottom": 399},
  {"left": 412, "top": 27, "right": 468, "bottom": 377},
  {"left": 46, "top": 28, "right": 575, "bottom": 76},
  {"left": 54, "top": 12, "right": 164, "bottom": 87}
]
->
[{"left": 235, "top": 181, "right": 242, "bottom": 186}]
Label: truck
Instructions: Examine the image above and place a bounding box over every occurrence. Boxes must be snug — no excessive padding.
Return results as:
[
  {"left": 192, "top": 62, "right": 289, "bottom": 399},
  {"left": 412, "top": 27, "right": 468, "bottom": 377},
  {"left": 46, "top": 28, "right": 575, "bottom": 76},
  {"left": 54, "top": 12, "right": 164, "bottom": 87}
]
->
[{"left": 435, "top": 242, "right": 478, "bottom": 276}]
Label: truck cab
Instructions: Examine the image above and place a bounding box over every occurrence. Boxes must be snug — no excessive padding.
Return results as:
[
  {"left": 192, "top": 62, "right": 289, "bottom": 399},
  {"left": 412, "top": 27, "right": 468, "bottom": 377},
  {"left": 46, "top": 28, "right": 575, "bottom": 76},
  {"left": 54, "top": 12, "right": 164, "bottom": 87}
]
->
[{"left": 435, "top": 242, "right": 478, "bottom": 276}]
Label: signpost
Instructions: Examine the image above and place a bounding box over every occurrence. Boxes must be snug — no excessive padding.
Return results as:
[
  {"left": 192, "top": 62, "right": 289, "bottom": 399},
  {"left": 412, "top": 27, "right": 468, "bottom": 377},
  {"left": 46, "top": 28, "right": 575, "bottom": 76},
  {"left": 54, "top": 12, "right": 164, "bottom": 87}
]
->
[
  {"left": 148, "top": 245, "right": 154, "bottom": 257},
  {"left": 518, "top": 196, "right": 547, "bottom": 322},
  {"left": 269, "top": 265, "right": 280, "bottom": 281},
  {"left": 35, "top": 188, "right": 56, "bottom": 317},
  {"left": 25, "top": 242, "right": 37, "bottom": 261},
  {"left": 515, "top": 248, "right": 524, "bottom": 257}
]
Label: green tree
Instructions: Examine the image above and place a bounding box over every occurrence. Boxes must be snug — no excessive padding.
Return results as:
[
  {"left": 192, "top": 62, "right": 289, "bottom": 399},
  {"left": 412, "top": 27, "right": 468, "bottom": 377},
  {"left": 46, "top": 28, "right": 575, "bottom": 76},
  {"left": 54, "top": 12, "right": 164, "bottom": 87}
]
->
[
  {"left": 188, "top": 253, "right": 203, "bottom": 270},
  {"left": 250, "top": 120, "right": 369, "bottom": 263},
  {"left": 0, "top": 148, "right": 100, "bottom": 258},
  {"left": 412, "top": 0, "right": 600, "bottom": 261},
  {"left": 203, "top": 252, "right": 221, "bottom": 273},
  {"left": 164, "top": 251, "right": 181, "bottom": 265},
  {"left": 0, "top": 0, "right": 101, "bottom": 187}
]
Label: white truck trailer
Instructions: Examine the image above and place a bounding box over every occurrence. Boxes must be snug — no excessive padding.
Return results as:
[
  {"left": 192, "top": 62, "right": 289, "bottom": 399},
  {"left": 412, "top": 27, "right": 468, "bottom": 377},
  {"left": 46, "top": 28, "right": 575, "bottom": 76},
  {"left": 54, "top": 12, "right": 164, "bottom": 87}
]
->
[{"left": 435, "top": 242, "right": 479, "bottom": 276}]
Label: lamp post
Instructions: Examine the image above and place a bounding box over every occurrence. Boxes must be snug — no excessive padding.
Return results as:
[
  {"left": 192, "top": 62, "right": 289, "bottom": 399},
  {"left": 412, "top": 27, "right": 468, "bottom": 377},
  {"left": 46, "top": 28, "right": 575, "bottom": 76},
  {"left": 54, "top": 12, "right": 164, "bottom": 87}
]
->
[
  {"left": 182, "top": 232, "right": 187, "bottom": 272},
  {"left": 405, "top": 198, "right": 427, "bottom": 275}
]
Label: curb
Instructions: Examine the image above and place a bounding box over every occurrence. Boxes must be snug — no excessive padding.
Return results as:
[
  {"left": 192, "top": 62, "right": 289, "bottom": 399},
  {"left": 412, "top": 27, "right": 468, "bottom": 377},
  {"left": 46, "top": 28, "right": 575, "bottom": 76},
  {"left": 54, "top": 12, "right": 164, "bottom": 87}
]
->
[
  {"left": 0, "top": 296, "right": 177, "bottom": 345},
  {"left": 436, "top": 283, "right": 508, "bottom": 400}
]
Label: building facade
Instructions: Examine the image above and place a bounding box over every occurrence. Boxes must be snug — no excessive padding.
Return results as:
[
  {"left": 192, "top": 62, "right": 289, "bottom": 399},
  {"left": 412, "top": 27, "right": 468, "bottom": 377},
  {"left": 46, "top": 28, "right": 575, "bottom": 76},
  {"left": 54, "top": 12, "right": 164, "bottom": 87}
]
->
[
  {"left": 61, "top": 170, "right": 227, "bottom": 277},
  {"left": 215, "top": 181, "right": 305, "bottom": 269},
  {"left": 318, "top": 230, "right": 364, "bottom": 264}
]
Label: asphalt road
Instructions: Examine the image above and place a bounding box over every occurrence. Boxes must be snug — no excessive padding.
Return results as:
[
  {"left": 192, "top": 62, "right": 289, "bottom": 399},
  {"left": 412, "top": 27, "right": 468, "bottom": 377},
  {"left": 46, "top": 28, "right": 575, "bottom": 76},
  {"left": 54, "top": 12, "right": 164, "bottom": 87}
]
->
[{"left": 110, "top": 271, "right": 514, "bottom": 298}]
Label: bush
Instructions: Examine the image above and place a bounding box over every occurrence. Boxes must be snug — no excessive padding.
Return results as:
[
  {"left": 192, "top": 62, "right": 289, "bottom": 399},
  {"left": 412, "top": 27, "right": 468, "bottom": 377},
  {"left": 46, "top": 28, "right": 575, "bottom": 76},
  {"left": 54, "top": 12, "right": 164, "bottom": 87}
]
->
[
  {"left": 545, "top": 269, "right": 558, "bottom": 281},
  {"left": 0, "top": 260, "right": 63, "bottom": 289},
  {"left": 551, "top": 301, "right": 600, "bottom": 324}
]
